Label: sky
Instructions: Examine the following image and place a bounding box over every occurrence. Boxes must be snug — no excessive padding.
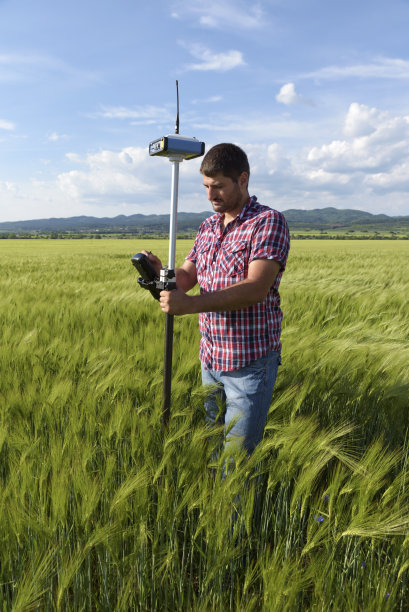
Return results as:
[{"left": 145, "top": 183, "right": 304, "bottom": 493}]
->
[{"left": 1, "top": 0, "right": 409, "bottom": 222}]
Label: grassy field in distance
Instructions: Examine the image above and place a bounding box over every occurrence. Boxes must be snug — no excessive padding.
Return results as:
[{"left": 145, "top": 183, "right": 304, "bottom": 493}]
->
[{"left": 1, "top": 238, "right": 408, "bottom": 610}]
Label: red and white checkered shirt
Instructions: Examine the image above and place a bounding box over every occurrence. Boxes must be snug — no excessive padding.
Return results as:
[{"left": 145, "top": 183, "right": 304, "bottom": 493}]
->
[{"left": 186, "top": 196, "right": 290, "bottom": 371}]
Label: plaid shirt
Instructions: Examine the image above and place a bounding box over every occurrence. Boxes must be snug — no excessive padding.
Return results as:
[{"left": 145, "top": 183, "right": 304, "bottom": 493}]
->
[{"left": 186, "top": 196, "right": 290, "bottom": 371}]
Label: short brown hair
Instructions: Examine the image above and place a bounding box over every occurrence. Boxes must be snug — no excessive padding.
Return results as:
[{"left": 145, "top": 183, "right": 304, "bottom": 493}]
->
[{"left": 200, "top": 143, "right": 250, "bottom": 183}]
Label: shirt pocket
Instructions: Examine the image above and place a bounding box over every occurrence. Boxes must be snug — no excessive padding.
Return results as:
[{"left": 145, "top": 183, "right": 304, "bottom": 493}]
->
[
  {"left": 220, "top": 240, "right": 248, "bottom": 278},
  {"left": 196, "top": 242, "right": 214, "bottom": 281}
]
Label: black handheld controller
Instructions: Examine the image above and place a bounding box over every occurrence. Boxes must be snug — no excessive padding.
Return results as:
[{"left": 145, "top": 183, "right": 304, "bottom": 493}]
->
[{"left": 131, "top": 253, "right": 176, "bottom": 301}]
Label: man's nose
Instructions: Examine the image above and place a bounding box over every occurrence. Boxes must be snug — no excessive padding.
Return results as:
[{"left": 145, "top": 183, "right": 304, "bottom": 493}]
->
[{"left": 208, "top": 187, "right": 216, "bottom": 200}]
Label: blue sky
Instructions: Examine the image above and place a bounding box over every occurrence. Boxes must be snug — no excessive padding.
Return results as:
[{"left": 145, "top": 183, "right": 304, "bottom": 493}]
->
[{"left": 1, "top": 0, "right": 409, "bottom": 221}]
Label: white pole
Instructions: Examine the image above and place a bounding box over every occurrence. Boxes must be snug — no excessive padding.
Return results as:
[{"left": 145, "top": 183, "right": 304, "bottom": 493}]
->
[{"left": 168, "top": 157, "right": 182, "bottom": 269}]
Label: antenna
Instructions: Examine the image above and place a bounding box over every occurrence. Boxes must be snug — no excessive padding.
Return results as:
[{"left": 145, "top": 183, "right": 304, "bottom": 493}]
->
[
  {"left": 148, "top": 81, "right": 205, "bottom": 160},
  {"left": 175, "top": 80, "right": 180, "bottom": 135}
]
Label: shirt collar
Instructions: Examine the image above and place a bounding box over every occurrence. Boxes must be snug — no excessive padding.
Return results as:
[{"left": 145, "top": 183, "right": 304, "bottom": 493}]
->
[
  {"left": 237, "top": 195, "right": 258, "bottom": 222},
  {"left": 206, "top": 195, "right": 259, "bottom": 237},
  {"left": 224, "top": 195, "right": 259, "bottom": 229}
]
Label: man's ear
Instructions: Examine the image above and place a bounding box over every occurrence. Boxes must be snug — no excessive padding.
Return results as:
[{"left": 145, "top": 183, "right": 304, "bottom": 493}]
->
[{"left": 238, "top": 171, "right": 249, "bottom": 189}]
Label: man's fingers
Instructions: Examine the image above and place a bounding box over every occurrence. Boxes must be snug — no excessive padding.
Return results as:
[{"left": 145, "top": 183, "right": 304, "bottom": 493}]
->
[
  {"left": 142, "top": 249, "right": 154, "bottom": 260},
  {"left": 141, "top": 249, "right": 162, "bottom": 275},
  {"left": 159, "top": 290, "right": 169, "bottom": 308}
]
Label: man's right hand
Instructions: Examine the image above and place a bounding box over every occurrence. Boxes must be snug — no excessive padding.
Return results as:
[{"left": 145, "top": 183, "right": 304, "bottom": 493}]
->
[{"left": 141, "top": 250, "right": 162, "bottom": 277}]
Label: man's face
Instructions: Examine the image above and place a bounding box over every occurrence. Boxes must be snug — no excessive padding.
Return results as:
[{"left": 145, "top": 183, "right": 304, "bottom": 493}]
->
[{"left": 202, "top": 172, "right": 249, "bottom": 219}]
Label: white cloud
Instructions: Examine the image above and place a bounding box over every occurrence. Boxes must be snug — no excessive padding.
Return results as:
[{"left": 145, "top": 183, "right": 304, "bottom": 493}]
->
[
  {"left": 364, "top": 162, "right": 409, "bottom": 193},
  {"left": 184, "top": 44, "right": 245, "bottom": 72},
  {"left": 276, "top": 83, "right": 313, "bottom": 107},
  {"left": 98, "top": 105, "right": 173, "bottom": 124},
  {"left": 303, "top": 167, "right": 355, "bottom": 189},
  {"left": 191, "top": 114, "right": 320, "bottom": 141},
  {"left": 276, "top": 83, "right": 302, "bottom": 105},
  {"left": 303, "top": 57, "right": 409, "bottom": 80},
  {"left": 65, "top": 153, "right": 82, "bottom": 163},
  {"left": 0, "top": 180, "right": 17, "bottom": 193},
  {"left": 343, "top": 102, "right": 386, "bottom": 137},
  {"left": 192, "top": 96, "right": 223, "bottom": 104},
  {"left": 265, "top": 143, "right": 293, "bottom": 176},
  {"left": 0, "top": 119, "right": 15, "bottom": 131},
  {"left": 307, "top": 103, "right": 409, "bottom": 176},
  {"left": 245, "top": 142, "right": 291, "bottom": 177},
  {"left": 57, "top": 147, "right": 156, "bottom": 201},
  {"left": 171, "top": 0, "right": 266, "bottom": 30},
  {"left": 0, "top": 53, "right": 100, "bottom": 84},
  {"left": 48, "top": 131, "right": 68, "bottom": 141}
]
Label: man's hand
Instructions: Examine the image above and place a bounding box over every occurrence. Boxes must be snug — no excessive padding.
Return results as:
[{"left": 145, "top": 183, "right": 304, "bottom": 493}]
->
[
  {"left": 141, "top": 250, "right": 162, "bottom": 277},
  {"left": 159, "top": 288, "right": 192, "bottom": 316}
]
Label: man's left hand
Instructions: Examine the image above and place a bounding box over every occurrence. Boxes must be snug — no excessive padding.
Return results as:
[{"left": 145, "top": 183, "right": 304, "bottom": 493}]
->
[{"left": 159, "top": 288, "right": 192, "bottom": 315}]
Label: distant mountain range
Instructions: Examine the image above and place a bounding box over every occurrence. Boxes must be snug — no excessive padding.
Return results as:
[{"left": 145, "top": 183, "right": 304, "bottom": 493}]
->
[{"left": 1, "top": 207, "right": 408, "bottom": 234}]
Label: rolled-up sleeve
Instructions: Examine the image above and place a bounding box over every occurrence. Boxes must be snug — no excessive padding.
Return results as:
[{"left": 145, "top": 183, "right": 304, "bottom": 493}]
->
[{"left": 249, "top": 210, "right": 290, "bottom": 270}]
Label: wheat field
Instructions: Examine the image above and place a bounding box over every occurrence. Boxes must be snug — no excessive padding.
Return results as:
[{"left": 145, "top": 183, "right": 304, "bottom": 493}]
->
[{"left": 1, "top": 238, "right": 408, "bottom": 610}]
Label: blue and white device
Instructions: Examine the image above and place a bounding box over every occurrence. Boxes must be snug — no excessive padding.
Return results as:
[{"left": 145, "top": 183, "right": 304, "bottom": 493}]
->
[{"left": 149, "top": 134, "right": 205, "bottom": 160}]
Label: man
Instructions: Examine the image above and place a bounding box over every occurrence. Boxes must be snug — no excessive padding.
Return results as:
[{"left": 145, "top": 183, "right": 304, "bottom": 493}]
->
[{"left": 144, "top": 143, "right": 290, "bottom": 454}]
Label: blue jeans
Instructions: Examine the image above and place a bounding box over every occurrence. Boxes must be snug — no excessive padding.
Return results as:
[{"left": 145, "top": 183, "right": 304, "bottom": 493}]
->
[{"left": 201, "top": 350, "right": 281, "bottom": 455}]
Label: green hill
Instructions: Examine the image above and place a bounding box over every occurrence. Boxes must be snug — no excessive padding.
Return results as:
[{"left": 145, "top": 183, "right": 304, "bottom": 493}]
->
[{"left": 1, "top": 207, "right": 408, "bottom": 236}]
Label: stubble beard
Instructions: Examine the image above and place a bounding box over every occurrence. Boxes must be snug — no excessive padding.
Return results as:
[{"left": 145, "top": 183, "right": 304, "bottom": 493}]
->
[{"left": 211, "top": 186, "right": 244, "bottom": 216}]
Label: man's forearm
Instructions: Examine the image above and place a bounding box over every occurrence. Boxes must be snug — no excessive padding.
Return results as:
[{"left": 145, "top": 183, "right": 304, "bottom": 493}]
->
[
  {"left": 180, "top": 278, "right": 267, "bottom": 314},
  {"left": 160, "top": 258, "right": 280, "bottom": 316},
  {"left": 175, "top": 267, "right": 196, "bottom": 292}
]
